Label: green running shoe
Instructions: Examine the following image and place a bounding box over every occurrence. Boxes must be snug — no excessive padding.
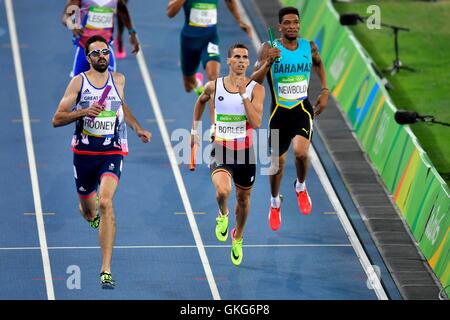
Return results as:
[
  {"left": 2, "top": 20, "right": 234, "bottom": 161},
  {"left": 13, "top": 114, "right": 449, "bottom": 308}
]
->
[
  {"left": 79, "top": 196, "right": 100, "bottom": 229},
  {"left": 194, "top": 86, "right": 204, "bottom": 96},
  {"left": 88, "top": 195, "right": 100, "bottom": 229},
  {"left": 215, "top": 213, "right": 228, "bottom": 242},
  {"left": 89, "top": 213, "right": 100, "bottom": 229},
  {"left": 230, "top": 228, "right": 243, "bottom": 266},
  {"left": 100, "top": 272, "right": 115, "bottom": 289}
]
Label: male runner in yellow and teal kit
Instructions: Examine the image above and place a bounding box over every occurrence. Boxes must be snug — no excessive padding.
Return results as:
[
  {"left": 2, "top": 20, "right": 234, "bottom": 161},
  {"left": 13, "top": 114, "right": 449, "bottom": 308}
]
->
[
  {"left": 251, "top": 7, "right": 329, "bottom": 231},
  {"left": 191, "top": 44, "right": 265, "bottom": 266},
  {"left": 167, "top": 0, "right": 252, "bottom": 130},
  {"left": 62, "top": 0, "right": 139, "bottom": 77},
  {"left": 52, "top": 35, "right": 151, "bottom": 288}
]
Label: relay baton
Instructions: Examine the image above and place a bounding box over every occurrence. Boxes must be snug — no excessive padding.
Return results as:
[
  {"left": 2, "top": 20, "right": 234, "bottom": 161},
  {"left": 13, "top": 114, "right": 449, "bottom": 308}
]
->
[
  {"left": 268, "top": 26, "right": 280, "bottom": 62},
  {"left": 190, "top": 143, "right": 196, "bottom": 171},
  {"left": 88, "top": 85, "right": 111, "bottom": 120},
  {"left": 98, "top": 85, "right": 112, "bottom": 106}
]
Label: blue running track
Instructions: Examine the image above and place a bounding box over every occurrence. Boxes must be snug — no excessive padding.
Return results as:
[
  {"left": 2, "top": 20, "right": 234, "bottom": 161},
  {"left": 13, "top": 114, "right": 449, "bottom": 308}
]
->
[{"left": 0, "top": 0, "right": 398, "bottom": 300}]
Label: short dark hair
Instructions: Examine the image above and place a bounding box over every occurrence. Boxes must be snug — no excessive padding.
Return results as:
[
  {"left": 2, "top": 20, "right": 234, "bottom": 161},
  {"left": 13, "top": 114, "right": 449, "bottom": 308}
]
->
[
  {"left": 278, "top": 6, "right": 299, "bottom": 23},
  {"left": 227, "top": 43, "right": 249, "bottom": 58},
  {"left": 84, "top": 35, "right": 108, "bottom": 56}
]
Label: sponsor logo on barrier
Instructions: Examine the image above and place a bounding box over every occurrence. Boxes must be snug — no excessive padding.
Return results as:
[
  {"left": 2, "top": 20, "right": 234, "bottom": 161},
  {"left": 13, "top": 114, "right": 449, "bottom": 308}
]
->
[
  {"left": 373, "top": 111, "right": 388, "bottom": 155},
  {"left": 330, "top": 48, "right": 348, "bottom": 81},
  {"left": 424, "top": 205, "right": 444, "bottom": 246},
  {"left": 349, "top": 77, "right": 380, "bottom": 130}
]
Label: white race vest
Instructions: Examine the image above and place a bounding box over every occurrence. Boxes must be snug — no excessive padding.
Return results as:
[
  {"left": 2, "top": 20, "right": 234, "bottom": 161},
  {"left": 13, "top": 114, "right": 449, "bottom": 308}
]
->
[
  {"left": 189, "top": 3, "right": 217, "bottom": 27},
  {"left": 214, "top": 77, "right": 257, "bottom": 141},
  {"left": 75, "top": 72, "right": 124, "bottom": 139}
]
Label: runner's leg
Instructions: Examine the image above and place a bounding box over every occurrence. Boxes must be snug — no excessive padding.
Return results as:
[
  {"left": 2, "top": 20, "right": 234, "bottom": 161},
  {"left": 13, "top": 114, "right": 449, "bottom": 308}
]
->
[
  {"left": 234, "top": 186, "right": 251, "bottom": 240},
  {"left": 98, "top": 174, "right": 119, "bottom": 273}
]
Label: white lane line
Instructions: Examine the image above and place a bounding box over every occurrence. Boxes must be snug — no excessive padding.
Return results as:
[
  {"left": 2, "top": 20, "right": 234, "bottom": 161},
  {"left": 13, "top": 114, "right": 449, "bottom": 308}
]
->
[
  {"left": 5, "top": 0, "right": 55, "bottom": 300},
  {"left": 175, "top": 211, "right": 207, "bottom": 215},
  {"left": 236, "top": 0, "right": 388, "bottom": 300},
  {"left": 0, "top": 244, "right": 353, "bottom": 250},
  {"left": 146, "top": 118, "right": 175, "bottom": 123},
  {"left": 24, "top": 212, "right": 56, "bottom": 216},
  {"left": 135, "top": 49, "right": 220, "bottom": 300},
  {"left": 12, "top": 118, "right": 41, "bottom": 123}
]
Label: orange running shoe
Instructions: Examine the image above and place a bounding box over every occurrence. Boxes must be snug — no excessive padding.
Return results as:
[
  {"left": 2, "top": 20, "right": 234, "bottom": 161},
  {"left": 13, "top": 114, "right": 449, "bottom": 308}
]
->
[
  {"left": 268, "top": 195, "right": 282, "bottom": 231},
  {"left": 295, "top": 181, "right": 312, "bottom": 215}
]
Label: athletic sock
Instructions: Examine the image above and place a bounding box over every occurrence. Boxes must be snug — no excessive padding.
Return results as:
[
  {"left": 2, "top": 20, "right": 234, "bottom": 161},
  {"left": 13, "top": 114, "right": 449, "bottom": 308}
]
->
[
  {"left": 270, "top": 195, "right": 281, "bottom": 208},
  {"left": 296, "top": 179, "right": 306, "bottom": 193}
]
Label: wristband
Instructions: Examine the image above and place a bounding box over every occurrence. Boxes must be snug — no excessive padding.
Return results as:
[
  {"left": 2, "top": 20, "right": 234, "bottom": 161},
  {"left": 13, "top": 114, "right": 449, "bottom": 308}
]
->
[
  {"left": 240, "top": 93, "right": 248, "bottom": 100},
  {"left": 128, "top": 28, "right": 137, "bottom": 35},
  {"left": 321, "top": 88, "right": 329, "bottom": 92}
]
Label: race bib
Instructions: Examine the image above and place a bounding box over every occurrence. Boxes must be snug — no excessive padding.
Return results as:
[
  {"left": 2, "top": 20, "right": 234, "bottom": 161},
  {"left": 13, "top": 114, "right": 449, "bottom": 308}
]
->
[
  {"left": 83, "top": 110, "right": 116, "bottom": 137},
  {"left": 215, "top": 114, "right": 247, "bottom": 141},
  {"left": 277, "top": 75, "right": 308, "bottom": 101},
  {"left": 189, "top": 3, "right": 217, "bottom": 27},
  {"left": 207, "top": 42, "right": 219, "bottom": 56},
  {"left": 86, "top": 6, "right": 114, "bottom": 29}
]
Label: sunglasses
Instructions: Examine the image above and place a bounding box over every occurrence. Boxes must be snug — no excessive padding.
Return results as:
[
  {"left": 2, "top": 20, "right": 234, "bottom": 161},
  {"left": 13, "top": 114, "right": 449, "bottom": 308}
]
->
[{"left": 87, "top": 48, "right": 110, "bottom": 58}]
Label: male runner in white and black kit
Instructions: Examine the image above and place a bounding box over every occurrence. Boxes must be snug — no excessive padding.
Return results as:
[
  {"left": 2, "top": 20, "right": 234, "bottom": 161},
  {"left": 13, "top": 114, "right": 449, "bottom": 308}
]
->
[{"left": 191, "top": 44, "right": 265, "bottom": 266}]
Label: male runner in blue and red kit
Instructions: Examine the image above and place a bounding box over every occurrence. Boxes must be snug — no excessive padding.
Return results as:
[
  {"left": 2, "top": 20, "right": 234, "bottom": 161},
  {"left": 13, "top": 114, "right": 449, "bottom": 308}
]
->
[
  {"left": 62, "top": 0, "right": 140, "bottom": 77},
  {"left": 52, "top": 35, "right": 151, "bottom": 288}
]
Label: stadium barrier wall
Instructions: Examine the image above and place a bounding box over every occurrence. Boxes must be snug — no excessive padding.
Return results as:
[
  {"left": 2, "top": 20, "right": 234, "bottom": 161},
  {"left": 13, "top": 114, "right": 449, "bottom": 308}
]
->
[{"left": 279, "top": 0, "right": 449, "bottom": 295}]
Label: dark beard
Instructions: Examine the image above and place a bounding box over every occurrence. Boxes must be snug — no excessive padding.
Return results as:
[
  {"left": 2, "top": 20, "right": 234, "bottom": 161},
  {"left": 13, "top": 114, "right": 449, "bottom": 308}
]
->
[{"left": 92, "top": 61, "right": 108, "bottom": 73}]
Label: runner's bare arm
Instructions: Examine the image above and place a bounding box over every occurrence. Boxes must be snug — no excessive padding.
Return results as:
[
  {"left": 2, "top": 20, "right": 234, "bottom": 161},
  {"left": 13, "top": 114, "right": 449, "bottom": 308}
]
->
[
  {"left": 241, "top": 83, "right": 265, "bottom": 129},
  {"left": 61, "top": 0, "right": 83, "bottom": 37},
  {"left": 310, "top": 41, "right": 328, "bottom": 116},
  {"left": 191, "top": 81, "right": 215, "bottom": 146},
  {"left": 224, "top": 0, "right": 252, "bottom": 39},
  {"left": 167, "top": 0, "right": 186, "bottom": 18},
  {"left": 192, "top": 80, "right": 215, "bottom": 130},
  {"left": 117, "top": 0, "right": 139, "bottom": 54},
  {"left": 61, "top": 0, "right": 80, "bottom": 26},
  {"left": 251, "top": 42, "right": 279, "bottom": 84},
  {"left": 114, "top": 73, "right": 152, "bottom": 143},
  {"left": 311, "top": 41, "right": 327, "bottom": 90},
  {"left": 192, "top": 81, "right": 214, "bottom": 129},
  {"left": 52, "top": 76, "right": 101, "bottom": 127}
]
